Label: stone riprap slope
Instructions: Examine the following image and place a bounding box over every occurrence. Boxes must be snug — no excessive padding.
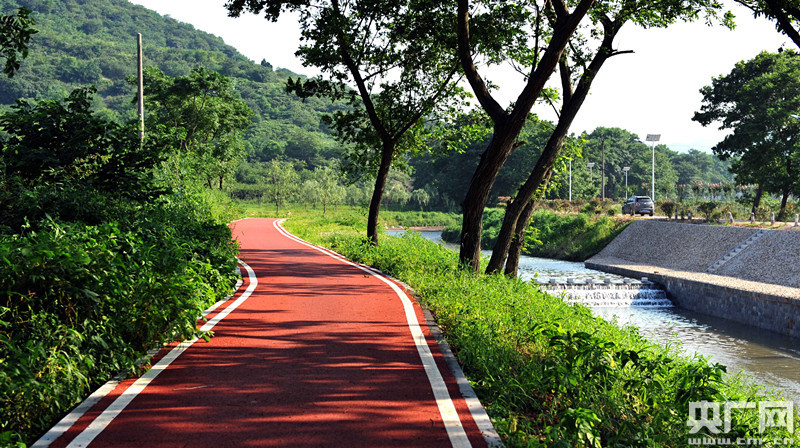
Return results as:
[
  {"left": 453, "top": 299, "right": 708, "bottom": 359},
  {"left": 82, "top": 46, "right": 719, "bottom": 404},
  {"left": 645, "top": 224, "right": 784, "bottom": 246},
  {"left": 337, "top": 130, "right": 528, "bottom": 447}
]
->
[
  {"left": 593, "top": 220, "right": 758, "bottom": 273},
  {"left": 716, "top": 230, "right": 800, "bottom": 288},
  {"left": 586, "top": 220, "right": 800, "bottom": 337}
]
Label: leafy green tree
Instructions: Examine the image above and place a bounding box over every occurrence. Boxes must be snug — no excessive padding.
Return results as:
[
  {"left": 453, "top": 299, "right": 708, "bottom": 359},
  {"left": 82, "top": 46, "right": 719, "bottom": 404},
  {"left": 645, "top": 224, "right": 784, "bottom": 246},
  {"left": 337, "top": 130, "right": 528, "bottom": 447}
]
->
[
  {"left": 205, "top": 133, "right": 248, "bottom": 189},
  {"left": 0, "top": 87, "right": 166, "bottom": 231},
  {"left": 344, "top": 182, "right": 371, "bottom": 208},
  {"left": 694, "top": 50, "right": 800, "bottom": 217},
  {"left": 670, "top": 149, "right": 732, "bottom": 185},
  {"left": 576, "top": 128, "right": 645, "bottom": 200},
  {"left": 625, "top": 144, "right": 680, "bottom": 199},
  {"left": 139, "top": 67, "right": 253, "bottom": 189},
  {"left": 1, "top": 87, "right": 162, "bottom": 196},
  {"left": 227, "top": 0, "right": 468, "bottom": 245},
  {"left": 300, "top": 178, "right": 320, "bottom": 210},
  {"left": 313, "top": 165, "right": 346, "bottom": 217},
  {"left": 264, "top": 159, "right": 299, "bottom": 214},
  {"left": 410, "top": 189, "right": 430, "bottom": 211},
  {"left": 385, "top": 181, "right": 411, "bottom": 208},
  {"left": 0, "top": 7, "right": 36, "bottom": 78}
]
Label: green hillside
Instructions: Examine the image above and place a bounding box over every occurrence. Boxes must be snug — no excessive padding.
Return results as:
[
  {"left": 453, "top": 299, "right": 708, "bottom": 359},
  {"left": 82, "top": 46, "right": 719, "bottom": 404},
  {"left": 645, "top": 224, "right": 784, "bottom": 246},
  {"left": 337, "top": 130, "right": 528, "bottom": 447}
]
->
[{"left": 0, "top": 0, "right": 341, "bottom": 166}]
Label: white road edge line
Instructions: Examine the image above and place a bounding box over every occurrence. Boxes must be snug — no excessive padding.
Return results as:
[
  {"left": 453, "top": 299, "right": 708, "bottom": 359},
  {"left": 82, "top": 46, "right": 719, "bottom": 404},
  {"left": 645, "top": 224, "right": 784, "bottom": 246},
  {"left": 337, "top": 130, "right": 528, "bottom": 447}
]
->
[
  {"left": 272, "top": 219, "right": 472, "bottom": 448},
  {"left": 33, "top": 258, "right": 258, "bottom": 448}
]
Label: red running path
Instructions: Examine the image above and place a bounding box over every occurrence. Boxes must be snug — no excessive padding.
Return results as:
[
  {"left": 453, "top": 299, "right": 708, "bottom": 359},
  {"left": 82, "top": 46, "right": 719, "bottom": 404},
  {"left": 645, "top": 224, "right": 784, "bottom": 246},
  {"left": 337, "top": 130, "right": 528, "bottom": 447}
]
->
[{"left": 40, "top": 218, "right": 491, "bottom": 447}]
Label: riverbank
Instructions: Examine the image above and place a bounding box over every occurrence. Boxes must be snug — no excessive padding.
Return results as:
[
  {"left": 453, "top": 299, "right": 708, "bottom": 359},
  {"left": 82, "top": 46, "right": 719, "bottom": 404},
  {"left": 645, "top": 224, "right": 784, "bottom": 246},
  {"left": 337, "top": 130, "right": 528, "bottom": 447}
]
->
[
  {"left": 442, "top": 209, "right": 630, "bottom": 261},
  {"left": 282, "top": 210, "right": 799, "bottom": 447},
  {"left": 587, "top": 220, "right": 800, "bottom": 337}
]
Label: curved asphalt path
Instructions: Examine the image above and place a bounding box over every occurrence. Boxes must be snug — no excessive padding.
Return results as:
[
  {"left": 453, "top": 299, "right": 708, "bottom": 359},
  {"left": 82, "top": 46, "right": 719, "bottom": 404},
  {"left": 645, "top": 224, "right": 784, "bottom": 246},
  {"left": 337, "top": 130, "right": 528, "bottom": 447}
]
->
[{"left": 40, "top": 218, "right": 490, "bottom": 447}]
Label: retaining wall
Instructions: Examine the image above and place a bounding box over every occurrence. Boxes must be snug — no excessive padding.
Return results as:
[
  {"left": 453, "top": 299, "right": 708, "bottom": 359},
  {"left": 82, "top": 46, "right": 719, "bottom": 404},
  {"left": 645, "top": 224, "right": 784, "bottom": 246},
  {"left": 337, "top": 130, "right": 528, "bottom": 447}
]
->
[{"left": 586, "top": 220, "right": 800, "bottom": 338}]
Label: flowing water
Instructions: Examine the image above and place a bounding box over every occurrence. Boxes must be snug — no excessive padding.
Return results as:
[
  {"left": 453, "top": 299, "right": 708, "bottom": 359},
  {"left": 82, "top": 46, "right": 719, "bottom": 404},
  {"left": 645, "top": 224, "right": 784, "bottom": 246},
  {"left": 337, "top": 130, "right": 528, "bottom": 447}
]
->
[
  {"left": 543, "top": 283, "right": 674, "bottom": 308},
  {"left": 387, "top": 229, "right": 800, "bottom": 403}
]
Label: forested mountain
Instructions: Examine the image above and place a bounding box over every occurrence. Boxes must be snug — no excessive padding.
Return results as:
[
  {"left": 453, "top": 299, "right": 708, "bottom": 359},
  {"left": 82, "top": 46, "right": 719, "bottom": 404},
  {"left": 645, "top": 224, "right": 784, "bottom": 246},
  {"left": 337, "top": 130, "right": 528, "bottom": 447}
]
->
[
  {"left": 0, "top": 0, "right": 342, "bottom": 167},
  {"left": 0, "top": 0, "right": 735, "bottom": 206}
]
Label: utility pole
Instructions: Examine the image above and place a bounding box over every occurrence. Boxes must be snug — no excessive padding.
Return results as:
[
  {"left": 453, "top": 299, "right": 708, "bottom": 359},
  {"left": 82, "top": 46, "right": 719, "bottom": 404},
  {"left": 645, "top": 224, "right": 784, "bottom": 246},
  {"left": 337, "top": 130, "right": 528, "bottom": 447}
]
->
[
  {"left": 623, "top": 166, "right": 630, "bottom": 198},
  {"left": 137, "top": 33, "right": 144, "bottom": 145},
  {"left": 601, "top": 138, "right": 606, "bottom": 201}
]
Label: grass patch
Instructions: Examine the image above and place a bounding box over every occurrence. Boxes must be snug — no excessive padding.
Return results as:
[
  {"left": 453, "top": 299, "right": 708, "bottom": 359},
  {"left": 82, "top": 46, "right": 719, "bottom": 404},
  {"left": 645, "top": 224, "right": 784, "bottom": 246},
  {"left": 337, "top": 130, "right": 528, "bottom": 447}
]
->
[{"left": 284, "top": 212, "right": 798, "bottom": 447}]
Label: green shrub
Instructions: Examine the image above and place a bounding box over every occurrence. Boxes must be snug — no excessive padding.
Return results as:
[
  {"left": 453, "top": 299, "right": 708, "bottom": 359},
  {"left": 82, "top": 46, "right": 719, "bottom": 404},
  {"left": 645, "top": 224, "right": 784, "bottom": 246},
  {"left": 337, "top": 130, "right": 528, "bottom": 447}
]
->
[
  {"left": 777, "top": 203, "right": 796, "bottom": 222},
  {"left": 754, "top": 204, "right": 772, "bottom": 221},
  {"left": 0, "top": 194, "right": 238, "bottom": 445},
  {"left": 660, "top": 201, "right": 677, "bottom": 219},
  {"left": 0, "top": 85, "right": 242, "bottom": 446},
  {"left": 441, "top": 223, "right": 461, "bottom": 243},
  {"left": 697, "top": 201, "right": 718, "bottom": 221}
]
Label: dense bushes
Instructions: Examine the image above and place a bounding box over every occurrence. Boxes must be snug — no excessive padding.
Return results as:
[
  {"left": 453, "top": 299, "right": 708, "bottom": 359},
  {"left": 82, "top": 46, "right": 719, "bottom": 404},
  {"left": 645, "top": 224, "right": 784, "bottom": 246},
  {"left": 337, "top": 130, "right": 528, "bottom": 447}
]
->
[
  {"left": 0, "top": 88, "right": 240, "bottom": 445},
  {"left": 0, "top": 203, "right": 238, "bottom": 445},
  {"left": 284, "top": 216, "right": 797, "bottom": 447}
]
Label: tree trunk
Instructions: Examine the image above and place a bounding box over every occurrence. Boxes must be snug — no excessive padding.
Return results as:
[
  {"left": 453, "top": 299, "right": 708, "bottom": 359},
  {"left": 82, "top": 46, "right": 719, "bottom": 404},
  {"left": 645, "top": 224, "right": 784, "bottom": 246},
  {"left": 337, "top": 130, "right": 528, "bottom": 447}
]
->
[
  {"left": 367, "top": 145, "right": 394, "bottom": 246},
  {"left": 763, "top": 0, "right": 800, "bottom": 49},
  {"left": 219, "top": 175, "right": 224, "bottom": 190},
  {"left": 779, "top": 187, "right": 790, "bottom": 220},
  {"left": 487, "top": 34, "right": 617, "bottom": 275},
  {"left": 751, "top": 184, "right": 763, "bottom": 215},
  {"left": 459, "top": 121, "right": 525, "bottom": 271},
  {"left": 503, "top": 199, "right": 535, "bottom": 278},
  {"left": 486, "top": 128, "right": 569, "bottom": 274}
]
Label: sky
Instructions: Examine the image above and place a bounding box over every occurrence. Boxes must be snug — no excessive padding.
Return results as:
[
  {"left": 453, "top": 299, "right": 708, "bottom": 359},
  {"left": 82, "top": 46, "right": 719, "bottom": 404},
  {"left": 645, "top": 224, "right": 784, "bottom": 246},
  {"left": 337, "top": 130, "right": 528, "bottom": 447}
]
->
[{"left": 129, "top": 0, "right": 788, "bottom": 153}]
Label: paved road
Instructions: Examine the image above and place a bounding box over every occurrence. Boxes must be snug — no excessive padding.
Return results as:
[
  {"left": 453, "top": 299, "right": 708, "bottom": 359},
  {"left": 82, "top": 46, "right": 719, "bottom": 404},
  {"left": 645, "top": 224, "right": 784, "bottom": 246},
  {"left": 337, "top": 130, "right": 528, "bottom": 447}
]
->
[{"left": 40, "top": 218, "right": 490, "bottom": 447}]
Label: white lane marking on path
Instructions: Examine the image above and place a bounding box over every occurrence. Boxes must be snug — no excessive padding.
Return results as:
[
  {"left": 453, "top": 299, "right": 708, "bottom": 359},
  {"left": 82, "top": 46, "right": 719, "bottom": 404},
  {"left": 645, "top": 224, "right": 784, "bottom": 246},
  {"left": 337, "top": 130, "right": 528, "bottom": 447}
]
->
[
  {"left": 271, "top": 219, "right": 472, "bottom": 448},
  {"left": 56, "top": 258, "right": 258, "bottom": 448},
  {"left": 30, "top": 379, "right": 121, "bottom": 448}
]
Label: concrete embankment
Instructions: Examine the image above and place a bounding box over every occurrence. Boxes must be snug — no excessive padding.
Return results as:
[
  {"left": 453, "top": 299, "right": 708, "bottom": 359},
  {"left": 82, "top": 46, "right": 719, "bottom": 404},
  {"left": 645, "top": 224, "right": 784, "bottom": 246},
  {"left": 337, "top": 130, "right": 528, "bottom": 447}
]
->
[{"left": 586, "top": 220, "right": 800, "bottom": 337}]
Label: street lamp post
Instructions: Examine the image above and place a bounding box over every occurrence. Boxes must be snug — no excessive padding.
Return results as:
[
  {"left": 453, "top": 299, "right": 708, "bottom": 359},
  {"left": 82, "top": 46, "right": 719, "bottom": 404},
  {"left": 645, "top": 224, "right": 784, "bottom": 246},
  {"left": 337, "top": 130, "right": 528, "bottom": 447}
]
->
[
  {"left": 601, "top": 139, "right": 606, "bottom": 201},
  {"left": 623, "top": 166, "right": 630, "bottom": 198},
  {"left": 587, "top": 162, "right": 595, "bottom": 198},
  {"left": 646, "top": 134, "right": 660, "bottom": 200}
]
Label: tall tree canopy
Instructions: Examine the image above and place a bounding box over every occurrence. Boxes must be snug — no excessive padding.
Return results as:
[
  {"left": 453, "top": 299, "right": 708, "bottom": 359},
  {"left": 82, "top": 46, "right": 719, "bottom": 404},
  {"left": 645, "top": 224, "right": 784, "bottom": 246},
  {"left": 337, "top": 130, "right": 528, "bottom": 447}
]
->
[
  {"left": 694, "top": 50, "right": 800, "bottom": 217},
  {"left": 226, "top": 0, "right": 468, "bottom": 245}
]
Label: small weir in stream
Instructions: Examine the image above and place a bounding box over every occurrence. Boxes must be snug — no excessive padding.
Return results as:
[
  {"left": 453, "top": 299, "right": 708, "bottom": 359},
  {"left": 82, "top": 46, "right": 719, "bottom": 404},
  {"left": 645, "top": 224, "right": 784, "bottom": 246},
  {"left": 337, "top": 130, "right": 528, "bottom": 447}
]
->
[{"left": 541, "top": 281, "right": 673, "bottom": 308}]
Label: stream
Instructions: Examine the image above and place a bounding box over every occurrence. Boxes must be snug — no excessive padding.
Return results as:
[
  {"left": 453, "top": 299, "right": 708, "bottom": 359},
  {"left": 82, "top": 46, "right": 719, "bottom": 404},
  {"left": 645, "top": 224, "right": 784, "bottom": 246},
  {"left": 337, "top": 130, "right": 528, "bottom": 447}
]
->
[{"left": 387, "top": 229, "right": 800, "bottom": 404}]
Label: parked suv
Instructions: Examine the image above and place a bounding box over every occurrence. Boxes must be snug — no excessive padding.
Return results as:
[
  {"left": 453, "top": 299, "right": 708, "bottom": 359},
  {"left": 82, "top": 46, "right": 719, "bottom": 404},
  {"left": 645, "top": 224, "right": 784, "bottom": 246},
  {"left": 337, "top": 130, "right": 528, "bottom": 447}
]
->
[{"left": 622, "top": 196, "right": 655, "bottom": 216}]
